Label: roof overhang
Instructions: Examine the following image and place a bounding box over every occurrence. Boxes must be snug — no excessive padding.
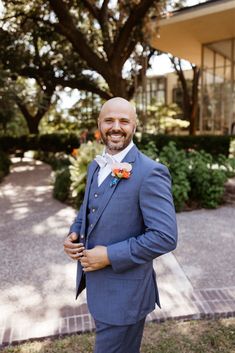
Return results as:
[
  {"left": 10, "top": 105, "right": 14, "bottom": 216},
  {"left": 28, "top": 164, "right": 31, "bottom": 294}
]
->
[{"left": 149, "top": 0, "right": 235, "bottom": 65}]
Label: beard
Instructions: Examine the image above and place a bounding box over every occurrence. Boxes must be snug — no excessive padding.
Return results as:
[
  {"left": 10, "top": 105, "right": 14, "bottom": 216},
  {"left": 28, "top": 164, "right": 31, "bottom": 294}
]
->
[{"left": 100, "top": 130, "right": 133, "bottom": 153}]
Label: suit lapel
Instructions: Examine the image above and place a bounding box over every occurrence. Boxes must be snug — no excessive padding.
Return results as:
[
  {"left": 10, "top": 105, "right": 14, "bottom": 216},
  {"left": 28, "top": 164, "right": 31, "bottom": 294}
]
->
[
  {"left": 86, "top": 145, "right": 138, "bottom": 237},
  {"left": 121, "top": 144, "right": 138, "bottom": 164},
  {"left": 81, "top": 161, "right": 99, "bottom": 234}
]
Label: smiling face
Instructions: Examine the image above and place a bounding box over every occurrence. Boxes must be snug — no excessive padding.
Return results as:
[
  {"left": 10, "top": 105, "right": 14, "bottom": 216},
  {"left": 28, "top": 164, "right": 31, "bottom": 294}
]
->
[{"left": 98, "top": 98, "right": 137, "bottom": 155}]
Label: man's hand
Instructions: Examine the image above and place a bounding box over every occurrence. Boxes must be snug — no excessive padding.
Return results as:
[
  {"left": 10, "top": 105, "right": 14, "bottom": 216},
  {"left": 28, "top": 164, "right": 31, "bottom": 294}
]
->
[
  {"left": 80, "top": 245, "right": 110, "bottom": 272},
  {"left": 64, "top": 232, "right": 85, "bottom": 261}
]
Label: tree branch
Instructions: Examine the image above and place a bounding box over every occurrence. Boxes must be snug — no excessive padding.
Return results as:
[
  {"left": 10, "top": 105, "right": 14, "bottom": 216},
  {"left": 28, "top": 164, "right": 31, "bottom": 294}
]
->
[
  {"left": 19, "top": 66, "right": 112, "bottom": 99},
  {"left": 110, "top": 0, "right": 158, "bottom": 67},
  {"left": 32, "top": 33, "right": 43, "bottom": 73},
  {"left": 99, "top": 0, "right": 112, "bottom": 58},
  {"left": 191, "top": 66, "right": 200, "bottom": 105},
  {"left": 101, "top": 0, "right": 110, "bottom": 14},
  {"left": 118, "top": 27, "right": 140, "bottom": 67},
  {"left": 0, "top": 11, "right": 26, "bottom": 22},
  {"left": 15, "top": 96, "right": 32, "bottom": 123},
  {"left": 53, "top": 77, "right": 112, "bottom": 100},
  {"left": 48, "top": 0, "right": 111, "bottom": 79},
  {"left": 78, "top": 0, "right": 112, "bottom": 59},
  {"left": 35, "top": 84, "right": 54, "bottom": 120},
  {"left": 170, "top": 56, "right": 190, "bottom": 101},
  {"left": 80, "top": 0, "right": 100, "bottom": 21}
]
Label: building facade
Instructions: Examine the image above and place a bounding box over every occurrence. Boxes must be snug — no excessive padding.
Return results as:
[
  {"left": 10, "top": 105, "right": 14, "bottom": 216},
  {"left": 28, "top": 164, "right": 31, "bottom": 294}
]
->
[
  {"left": 150, "top": 0, "right": 235, "bottom": 135},
  {"left": 201, "top": 38, "right": 235, "bottom": 134}
]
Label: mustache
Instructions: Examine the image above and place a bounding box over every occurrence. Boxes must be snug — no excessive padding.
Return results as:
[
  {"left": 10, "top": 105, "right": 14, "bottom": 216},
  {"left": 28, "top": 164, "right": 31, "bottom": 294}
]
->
[{"left": 107, "top": 130, "right": 126, "bottom": 136}]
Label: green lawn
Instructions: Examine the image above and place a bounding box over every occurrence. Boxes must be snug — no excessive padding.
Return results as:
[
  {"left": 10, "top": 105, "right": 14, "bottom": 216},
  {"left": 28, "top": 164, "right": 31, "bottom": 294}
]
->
[{"left": 2, "top": 318, "right": 235, "bottom": 353}]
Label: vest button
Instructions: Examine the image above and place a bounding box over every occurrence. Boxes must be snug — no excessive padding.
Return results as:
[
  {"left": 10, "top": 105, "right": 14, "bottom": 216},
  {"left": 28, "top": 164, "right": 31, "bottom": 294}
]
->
[
  {"left": 94, "top": 193, "right": 98, "bottom": 198},
  {"left": 90, "top": 224, "right": 93, "bottom": 228},
  {"left": 92, "top": 208, "right": 96, "bottom": 213},
  {"left": 80, "top": 234, "right": 84, "bottom": 239}
]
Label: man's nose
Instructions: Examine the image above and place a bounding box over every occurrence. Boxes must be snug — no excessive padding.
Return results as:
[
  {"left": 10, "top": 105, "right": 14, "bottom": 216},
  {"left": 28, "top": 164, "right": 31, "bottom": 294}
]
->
[{"left": 112, "top": 120, "right": 121, "bottom": 129}]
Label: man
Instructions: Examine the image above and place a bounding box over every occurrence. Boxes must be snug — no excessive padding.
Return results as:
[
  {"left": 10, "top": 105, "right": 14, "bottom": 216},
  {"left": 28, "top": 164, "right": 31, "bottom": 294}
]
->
[{"left": 64, "top": 97, "right": 178, "bottom": 353}]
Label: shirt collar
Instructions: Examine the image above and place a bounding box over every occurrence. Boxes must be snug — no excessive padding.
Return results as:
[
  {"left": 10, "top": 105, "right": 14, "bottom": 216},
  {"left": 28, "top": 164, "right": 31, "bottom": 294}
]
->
[{"left": 103, "top": 141, "right": 134, "bottom": 163}]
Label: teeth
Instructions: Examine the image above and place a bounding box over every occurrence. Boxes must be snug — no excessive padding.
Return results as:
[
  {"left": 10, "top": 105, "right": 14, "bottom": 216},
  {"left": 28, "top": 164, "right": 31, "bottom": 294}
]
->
[{"left": 109, "top": 134, "right": 123, "bottom": 138}]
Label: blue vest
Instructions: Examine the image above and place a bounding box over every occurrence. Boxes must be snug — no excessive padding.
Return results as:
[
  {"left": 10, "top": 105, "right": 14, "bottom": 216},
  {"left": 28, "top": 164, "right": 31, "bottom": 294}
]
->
[{"left": 86, "top": 169, "right": 111, "bottom": 248}]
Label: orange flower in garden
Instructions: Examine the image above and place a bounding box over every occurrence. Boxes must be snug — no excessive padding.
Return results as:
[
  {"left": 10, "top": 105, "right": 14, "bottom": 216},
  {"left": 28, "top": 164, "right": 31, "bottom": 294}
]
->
[
  {"left": 71, "top": 148, "right": 79, "bottom": 157},
  {"left": 94, "top": 130, "right": 101, "bottom": 141},
  {"left": 80, "top": 130, "right": 88, "bottom": 143}
]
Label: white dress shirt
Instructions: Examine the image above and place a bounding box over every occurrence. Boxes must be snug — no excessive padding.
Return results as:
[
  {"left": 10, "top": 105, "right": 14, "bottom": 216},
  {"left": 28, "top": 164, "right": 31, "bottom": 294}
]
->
[{"left": 97, "top": 141, "right": 134, "bottom": 186}]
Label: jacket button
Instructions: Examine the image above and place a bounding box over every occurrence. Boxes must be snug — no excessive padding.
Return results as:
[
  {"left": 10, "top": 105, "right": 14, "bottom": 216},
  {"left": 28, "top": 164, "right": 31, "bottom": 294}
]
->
[
  {"left": 94, "top": 193, "right": 98, "bottom": 198},
  {"left": 80, "top": 234, "right": 84, "bottom": 239}
]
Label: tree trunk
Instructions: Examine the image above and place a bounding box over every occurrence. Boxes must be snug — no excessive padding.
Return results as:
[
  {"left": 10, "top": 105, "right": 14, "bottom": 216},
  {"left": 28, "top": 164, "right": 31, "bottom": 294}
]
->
[
  {"left": 189, "top": 66, "right": 200, "bottom": 136},
  {"left": 171, "top": 57, "right": 200, "bottom": 136},
  {"left": 27, "top": 118, "right": 40, "bottom": 134},
  {"left": 189, "top": 103, "right": 198, "bottom": 136},
  {"left": 105, "top": 72, "right": 131, "bottom": 99},
  {"left": 16, "top": 101, "right": 40, "bottom": 134},
  {"left": 15, "top": 86, "right": 54, "bottom": 135}
]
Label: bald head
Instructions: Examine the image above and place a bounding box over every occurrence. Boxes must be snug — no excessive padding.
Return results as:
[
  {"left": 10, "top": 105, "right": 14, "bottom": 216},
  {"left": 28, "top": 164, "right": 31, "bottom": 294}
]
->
[
  {"left": 99, "top": 97, "right": 137, "bottom": 122},
  {"left": 98, "top": 97, "right": 137, "bottom": 155}
]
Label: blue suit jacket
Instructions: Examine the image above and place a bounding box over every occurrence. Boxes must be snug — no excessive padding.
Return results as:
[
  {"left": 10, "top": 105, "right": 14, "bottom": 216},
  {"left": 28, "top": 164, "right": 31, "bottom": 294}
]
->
[{"left": 69, "top": 145, "right": 178, "bottom": 325}]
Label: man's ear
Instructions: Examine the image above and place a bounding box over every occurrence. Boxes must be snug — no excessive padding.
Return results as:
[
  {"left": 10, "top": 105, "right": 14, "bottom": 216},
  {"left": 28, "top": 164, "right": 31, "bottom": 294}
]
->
[{"left": 133, "top": 123, "right": 137, "bottom": 133}]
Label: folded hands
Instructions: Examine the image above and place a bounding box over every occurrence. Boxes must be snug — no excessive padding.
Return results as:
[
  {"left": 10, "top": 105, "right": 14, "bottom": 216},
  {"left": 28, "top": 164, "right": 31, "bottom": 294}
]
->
[{"left": 63, "top": 233, "right": 110, "bottom": 272}]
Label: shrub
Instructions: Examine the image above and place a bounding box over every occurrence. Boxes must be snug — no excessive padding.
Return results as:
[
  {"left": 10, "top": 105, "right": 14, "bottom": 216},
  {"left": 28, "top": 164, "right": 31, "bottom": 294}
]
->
[
  {"left": 33, "top": 150, "right": 71, "bottom": 203},
  {"left": 229, "top": 138, "right": 235, "bottom": 157},
  {"left": 0, "top": 133, "right": 232, "bottom": 157},
  {"left": 0, "top": 135, "right": 38, "bottom": 153},
  {"left": 34, "top": 151, "right": 70, "bottom": 171},
  {"left": 140, "top": 141, "right": 234, "bottom": 211},
  {"left": 137, "top": 134, "right": 231, "bottom": 157},
  {"left": 0, "top": 133, "right": 80, "bottom": 154},
  {"left": 69, "top": 141, "right": 103, "bottom": 208},
  {"left": 188, "top": 151, "right": 228, "bottom": 208},
  {"left": 53, "top": 167, "right": 71, "bottom": 202},
  {"left": 48, "top": 138, "right": 234, "bottom": 212},
  {"left": 36, "top": 151, "right": 72, "bottom": 204},
  {"left": 158, "top": 142, "right": 191, "bottom": 212},
  {"left": 140, "top": 140, "right": 159, "bottom": 161},
  {"left": 0, "top": 150, "right": 11, "bottom": 182},
  {"left": 216, "top": 154, "right": 235, "bottom": 178},
  {"left": 38, "top": 133, "right": 80, "bottom": 153}
]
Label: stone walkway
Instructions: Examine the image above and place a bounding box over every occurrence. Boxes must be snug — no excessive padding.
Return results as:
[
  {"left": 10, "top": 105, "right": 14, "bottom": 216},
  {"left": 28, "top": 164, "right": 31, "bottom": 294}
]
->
[{"left": 0, "top": 158, "right": 235, "bottom": 346}]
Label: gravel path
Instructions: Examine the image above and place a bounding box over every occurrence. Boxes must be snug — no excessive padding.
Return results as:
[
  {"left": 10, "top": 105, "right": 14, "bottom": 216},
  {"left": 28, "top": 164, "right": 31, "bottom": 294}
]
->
[
  {"left": 0, "top": 158, "right": 81, "bottom": 326},
  {"left": 176, "top": 206, "right": 235, "bottom": 289}
]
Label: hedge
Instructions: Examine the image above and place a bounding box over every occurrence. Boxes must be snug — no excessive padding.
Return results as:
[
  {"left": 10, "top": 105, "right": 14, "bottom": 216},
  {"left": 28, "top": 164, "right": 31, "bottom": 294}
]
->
[
  {"left": 0, "top": 133, "right": 233, "bottom": 157},
  {"left": 0, "top": 133, "right": 81, "bottom": 154},
  {"left": 136, "top": 134, "right": 232, "bottom": 157}
]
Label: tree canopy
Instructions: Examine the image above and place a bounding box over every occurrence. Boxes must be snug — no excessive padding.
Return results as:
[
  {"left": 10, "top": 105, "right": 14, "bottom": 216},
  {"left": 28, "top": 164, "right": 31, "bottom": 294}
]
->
[
  {"left": 0, "top": 0, "right": 187, "bottom": 134},
  {"left": 0, "top": 1, "right": 166, "bottom": 98}
]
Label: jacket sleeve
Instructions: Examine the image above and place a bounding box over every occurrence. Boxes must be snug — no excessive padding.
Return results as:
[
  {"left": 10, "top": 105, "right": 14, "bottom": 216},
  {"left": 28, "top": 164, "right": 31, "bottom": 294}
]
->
[{"left": 107, "top": 164, "right": 178, "bottom": 273}]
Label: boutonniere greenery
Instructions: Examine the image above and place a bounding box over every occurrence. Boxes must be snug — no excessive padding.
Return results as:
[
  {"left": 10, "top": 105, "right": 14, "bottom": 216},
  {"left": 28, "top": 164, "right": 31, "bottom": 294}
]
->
[{"left": 110, "top": 162, "right": 132, "bottom": 187}]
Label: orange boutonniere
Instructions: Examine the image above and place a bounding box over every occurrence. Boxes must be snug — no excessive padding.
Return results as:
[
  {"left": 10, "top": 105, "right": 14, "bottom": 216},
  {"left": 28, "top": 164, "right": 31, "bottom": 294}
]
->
[{"left": 110, "top": 162, "right": 132, "bottom": 187}]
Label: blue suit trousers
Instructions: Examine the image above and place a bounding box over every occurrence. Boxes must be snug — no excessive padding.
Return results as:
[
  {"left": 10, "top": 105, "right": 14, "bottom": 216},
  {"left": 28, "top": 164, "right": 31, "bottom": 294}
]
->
[{"left": 94, "top": 317, "right": 146, "bottom": 353}]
